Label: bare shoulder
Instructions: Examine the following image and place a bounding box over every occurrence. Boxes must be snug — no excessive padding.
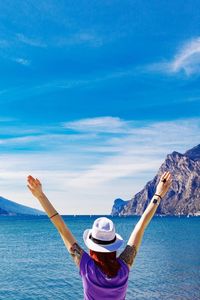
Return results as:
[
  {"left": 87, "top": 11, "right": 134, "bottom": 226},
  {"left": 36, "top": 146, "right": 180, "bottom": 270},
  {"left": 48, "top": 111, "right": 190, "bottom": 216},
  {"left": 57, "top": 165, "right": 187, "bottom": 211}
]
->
[
  {"left": 69, "top": 242, "right": 84, "bottom": 267},
  {"left": 118, "top": 244, "right": 138, "bottom": 269}
]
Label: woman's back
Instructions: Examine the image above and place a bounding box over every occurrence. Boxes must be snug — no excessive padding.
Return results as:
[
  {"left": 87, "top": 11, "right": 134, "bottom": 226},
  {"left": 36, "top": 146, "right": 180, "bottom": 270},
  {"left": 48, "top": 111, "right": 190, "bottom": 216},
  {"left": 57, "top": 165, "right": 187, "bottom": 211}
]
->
[
  {"left": 79, "top": 251, "right": 130, "bottom": 300},
  {"left": 27, "top": 172, "right": 172, "bottom": 299}
]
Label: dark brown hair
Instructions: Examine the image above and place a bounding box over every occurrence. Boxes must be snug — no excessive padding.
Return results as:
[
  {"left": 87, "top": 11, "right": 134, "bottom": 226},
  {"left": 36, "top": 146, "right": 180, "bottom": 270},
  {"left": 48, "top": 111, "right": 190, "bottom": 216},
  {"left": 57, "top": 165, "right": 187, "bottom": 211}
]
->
[{"left": 89, "top": 249, "right": 121, "bottom": 278}]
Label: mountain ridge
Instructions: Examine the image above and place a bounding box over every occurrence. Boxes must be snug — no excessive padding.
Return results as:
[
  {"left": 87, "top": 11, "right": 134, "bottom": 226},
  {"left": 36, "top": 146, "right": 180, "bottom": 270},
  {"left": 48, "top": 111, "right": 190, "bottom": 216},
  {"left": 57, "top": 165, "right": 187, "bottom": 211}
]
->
[
  {"left": 111, "top": 144, "right": 200, "bottom": 216},
  {"left": 0, "top": 196, "right": 45, "bottom": 216}
]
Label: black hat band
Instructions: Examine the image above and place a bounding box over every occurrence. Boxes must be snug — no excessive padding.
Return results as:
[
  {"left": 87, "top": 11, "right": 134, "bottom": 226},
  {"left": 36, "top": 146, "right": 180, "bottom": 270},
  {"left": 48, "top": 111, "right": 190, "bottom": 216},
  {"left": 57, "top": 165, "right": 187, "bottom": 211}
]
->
[{"left": 89, "top": 233, "right": 116, "bottom": 245}]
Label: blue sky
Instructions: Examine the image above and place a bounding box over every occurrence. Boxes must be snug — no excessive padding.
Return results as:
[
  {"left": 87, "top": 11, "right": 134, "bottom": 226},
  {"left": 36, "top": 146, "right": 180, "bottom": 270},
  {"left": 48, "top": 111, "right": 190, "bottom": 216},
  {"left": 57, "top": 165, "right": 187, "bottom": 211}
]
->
[{"left": 0, "top": 0, "right": 200, "bottom": 214}]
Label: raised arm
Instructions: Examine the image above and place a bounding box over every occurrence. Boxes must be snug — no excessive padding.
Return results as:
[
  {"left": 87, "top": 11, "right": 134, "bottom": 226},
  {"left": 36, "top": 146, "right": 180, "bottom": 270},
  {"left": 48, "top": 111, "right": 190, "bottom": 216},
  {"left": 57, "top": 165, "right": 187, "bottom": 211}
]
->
[
  {"left": 27, "top": 175, "right": 84, "bottom": 267},
  {"left": 119, "top": 171, "right": 172, "bottom": 268}
]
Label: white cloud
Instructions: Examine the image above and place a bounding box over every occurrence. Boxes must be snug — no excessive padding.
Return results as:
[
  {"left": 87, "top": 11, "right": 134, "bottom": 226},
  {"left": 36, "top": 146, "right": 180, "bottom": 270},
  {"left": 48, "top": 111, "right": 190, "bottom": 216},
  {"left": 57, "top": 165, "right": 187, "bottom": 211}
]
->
[
  {"left": 62, "top": 116, "right": 134, "bottom": 133},
  {"left": 170, "top": 37, "right": 200, "bottom": 75},
  {"left": 0, "top": 132, "right": 99, "bottom": 152},
  {"left": 64, "top": 117, "right": 200, "bottom": 188},
  {"left": 14, "top": 57, "right": 31, "bottom": 66},
  {"left": 0, "top": 116, "right": 199, "bottom": 214},
  {"left": 145, "top": 37, "right": 200, "bottom": 76},
  {"left": 67, "top": 158, "right": 161, "bottom": 188}
]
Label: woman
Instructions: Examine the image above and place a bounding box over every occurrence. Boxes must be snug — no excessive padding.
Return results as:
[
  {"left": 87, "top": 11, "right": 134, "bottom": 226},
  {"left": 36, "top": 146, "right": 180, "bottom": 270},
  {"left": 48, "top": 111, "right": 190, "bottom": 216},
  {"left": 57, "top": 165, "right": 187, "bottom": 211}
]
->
[{"left": 27, "top": 171, "right": 172, "bottom": 300}]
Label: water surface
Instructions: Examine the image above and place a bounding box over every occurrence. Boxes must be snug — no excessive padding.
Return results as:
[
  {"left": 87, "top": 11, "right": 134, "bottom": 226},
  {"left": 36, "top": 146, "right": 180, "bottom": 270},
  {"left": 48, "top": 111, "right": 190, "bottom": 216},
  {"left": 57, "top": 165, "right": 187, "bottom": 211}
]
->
[{"left": 0, "top": 215, "right": 199, "bottom": 300}]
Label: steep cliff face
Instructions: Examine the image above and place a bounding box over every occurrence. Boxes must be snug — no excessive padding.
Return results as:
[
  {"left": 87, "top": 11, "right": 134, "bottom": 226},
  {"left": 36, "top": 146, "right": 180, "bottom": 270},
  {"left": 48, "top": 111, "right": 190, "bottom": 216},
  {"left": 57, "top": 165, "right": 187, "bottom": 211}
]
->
[
  {"left": 111, "top": 144, "right": 200, "bottom": 216},
  {"left": 111, "top": 198, "right": 130, "bottom": 216}
]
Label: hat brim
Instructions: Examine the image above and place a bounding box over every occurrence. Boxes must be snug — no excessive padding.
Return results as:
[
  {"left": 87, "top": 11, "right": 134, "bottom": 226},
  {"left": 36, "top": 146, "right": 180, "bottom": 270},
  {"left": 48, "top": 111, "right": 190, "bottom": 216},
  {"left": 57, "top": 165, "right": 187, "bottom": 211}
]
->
[{"left": 83, "top": 229, "right": 124, "bottom": 253}]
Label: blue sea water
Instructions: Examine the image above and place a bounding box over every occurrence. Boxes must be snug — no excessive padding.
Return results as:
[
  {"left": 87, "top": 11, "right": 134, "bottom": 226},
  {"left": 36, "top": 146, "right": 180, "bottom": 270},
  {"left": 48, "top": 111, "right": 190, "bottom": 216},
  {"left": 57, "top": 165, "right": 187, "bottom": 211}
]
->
[{"left": 0, "top": 215, "right": 199, "bottom": 300}]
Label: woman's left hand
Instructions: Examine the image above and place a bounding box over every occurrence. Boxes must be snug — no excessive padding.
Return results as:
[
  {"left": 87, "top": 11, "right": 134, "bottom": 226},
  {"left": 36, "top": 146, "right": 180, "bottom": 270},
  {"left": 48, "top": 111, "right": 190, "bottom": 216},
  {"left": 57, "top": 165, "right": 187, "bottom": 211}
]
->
[
  {"left": 27, "top": 175, "right": 44, "bottom": 198},
  {"left": 155, "top": 171, "right": 172, "bottom": 199}
]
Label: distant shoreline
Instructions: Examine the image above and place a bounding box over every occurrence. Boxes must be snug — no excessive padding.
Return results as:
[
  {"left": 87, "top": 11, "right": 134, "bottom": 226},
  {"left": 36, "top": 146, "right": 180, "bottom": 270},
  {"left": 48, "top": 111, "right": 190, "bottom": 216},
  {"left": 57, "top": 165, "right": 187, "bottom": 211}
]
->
[{"left": 0, "top": 214, "right": 199, "bottom": 218}]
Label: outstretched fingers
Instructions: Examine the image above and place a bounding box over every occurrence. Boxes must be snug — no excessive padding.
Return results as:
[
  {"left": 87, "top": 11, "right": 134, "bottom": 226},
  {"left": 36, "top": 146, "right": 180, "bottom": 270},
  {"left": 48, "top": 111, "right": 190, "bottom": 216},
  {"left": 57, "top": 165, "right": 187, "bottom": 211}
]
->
[
  {"left": 27, "top": 175, "right": 41, "bottom": 189},
  {"left": 161, "top": 171, "right": 168, "bottom": 180},
  {"left": 161, "top": 171, "right": 171, "bottom": 182},
  {"left": 36, "top": 178, "right": 42, "bottom": 185},
  {"left": 164, "top": 173, "right": 172, "bottom": 188},
  {"left": 27, "top": 175, "right": 35, "bottom": 181},
  {"left": 27, "top": 180, "right": 37, "bottom": 189}
]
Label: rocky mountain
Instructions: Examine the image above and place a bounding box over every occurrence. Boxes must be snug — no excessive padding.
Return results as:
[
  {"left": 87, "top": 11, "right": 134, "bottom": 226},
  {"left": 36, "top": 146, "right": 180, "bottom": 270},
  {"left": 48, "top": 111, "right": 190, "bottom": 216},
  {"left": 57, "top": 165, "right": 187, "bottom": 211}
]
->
[
  {"left": 111, "top": 144, "right": 200, "bottom": 216},
  {"left": 0, "top": 196, "right": 45, "bottom": 216},
  {"left": 111, "top": 198, "right": 130, "bottom": 216}
]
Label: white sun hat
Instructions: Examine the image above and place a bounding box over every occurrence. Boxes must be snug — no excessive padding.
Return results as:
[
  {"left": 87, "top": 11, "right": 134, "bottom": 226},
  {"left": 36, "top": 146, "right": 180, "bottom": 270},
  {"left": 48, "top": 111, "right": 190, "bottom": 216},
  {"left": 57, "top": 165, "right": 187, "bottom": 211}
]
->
[{"left": 83, "top": 217, "right": 124, "bottom": 253}]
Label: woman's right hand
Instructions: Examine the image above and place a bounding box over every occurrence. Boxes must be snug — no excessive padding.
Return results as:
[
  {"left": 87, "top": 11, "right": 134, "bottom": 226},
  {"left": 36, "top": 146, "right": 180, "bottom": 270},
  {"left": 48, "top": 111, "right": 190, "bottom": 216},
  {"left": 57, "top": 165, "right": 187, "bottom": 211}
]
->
[
  {"left": 27, "top": 175, "right": 44, "bottom": 198},
  {"left": 155, "top": 171, "right": 172, "bottom": 199}
]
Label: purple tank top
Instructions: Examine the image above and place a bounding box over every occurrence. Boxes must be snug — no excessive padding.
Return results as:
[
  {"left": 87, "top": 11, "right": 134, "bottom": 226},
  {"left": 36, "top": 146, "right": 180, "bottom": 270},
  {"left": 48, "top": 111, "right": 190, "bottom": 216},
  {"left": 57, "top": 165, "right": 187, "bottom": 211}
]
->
[{"left": 79, "top": 251, "right": 130, "bottom": 300}]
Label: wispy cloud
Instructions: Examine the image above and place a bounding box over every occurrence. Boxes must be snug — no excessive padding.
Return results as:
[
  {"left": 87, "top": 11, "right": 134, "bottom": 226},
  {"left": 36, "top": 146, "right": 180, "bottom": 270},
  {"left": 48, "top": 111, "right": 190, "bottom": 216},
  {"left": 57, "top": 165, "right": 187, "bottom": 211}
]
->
[
  {"left": 62, "top": 116, "right": 134, "bottom": 133},
  {"left": 16, "top": 33, "right": 46, "bottom": 48},
  {"left": 170, "top": 37, "right": 200, "bottom": 75},
  {"left": 0, "top": 116, "right": 199, "bottom": 214},
  {"left": 14, "top": 57, "right": 31, "bottom": 66},
  {"left": 64, "top": 117, "right": 200, "bottom": 188},
  {"left": 56, "top": 32, "right": 104, "bottom": 47},
  {"left": 0, "top": 133, "right": 98, "bottom": 151},
  {"left": 0, "top": 68, "right": 139, "bottom": 103},
  {"left": 0, "top": 33, "right": 46, "bottom": 54},
  {"left": 145, "top": 37, "right": 200, "bottom": 76},
  {"left": 1, "top": 116, "right": 199, "bottom": 155}
]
